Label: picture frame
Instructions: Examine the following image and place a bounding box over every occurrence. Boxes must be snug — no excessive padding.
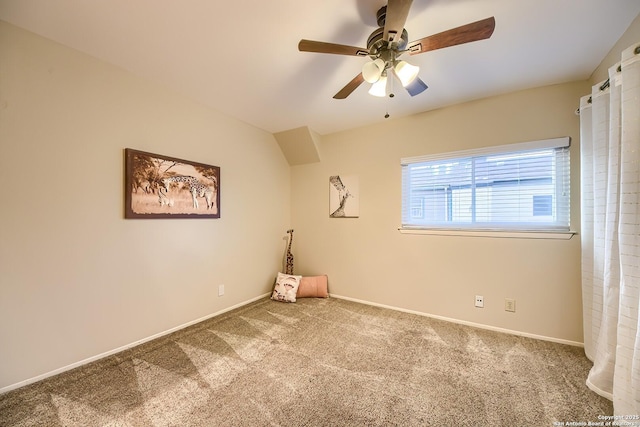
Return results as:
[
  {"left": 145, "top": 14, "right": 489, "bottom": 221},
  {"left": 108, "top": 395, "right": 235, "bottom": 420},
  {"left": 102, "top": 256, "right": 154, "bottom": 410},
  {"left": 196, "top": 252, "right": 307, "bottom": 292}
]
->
[
  {"left": 124, "top": 148, "right": 220, "bottom": 219},
  {"left": 329, "top": 175, "right": 359, "bottom": 218}
]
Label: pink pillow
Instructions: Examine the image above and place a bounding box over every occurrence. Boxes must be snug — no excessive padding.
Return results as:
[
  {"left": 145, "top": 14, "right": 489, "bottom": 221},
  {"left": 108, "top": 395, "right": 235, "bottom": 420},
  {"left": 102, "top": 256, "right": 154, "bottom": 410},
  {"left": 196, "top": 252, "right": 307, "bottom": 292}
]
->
[{"left": 297, "top": 275, "right": 329, "bottom": 298}]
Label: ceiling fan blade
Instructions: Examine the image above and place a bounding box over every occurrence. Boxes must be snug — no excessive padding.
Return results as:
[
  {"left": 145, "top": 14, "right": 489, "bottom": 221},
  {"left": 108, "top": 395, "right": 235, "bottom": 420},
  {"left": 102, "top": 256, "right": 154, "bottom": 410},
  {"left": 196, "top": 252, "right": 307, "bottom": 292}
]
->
[
  {"left": 406, "top": 17, "right": 495, "bottom": 56},
  {"left": 298, "top": 40, "right": 369, "bottom": 57},
  {"left": 383, "top": 0, "right": 413, "bottom": 45},
  {"left": 405, "top": 77, "right": 428, "bottom": 96},
  {"left": 334, "top": 73, "right": 365, "bottom": 99}
]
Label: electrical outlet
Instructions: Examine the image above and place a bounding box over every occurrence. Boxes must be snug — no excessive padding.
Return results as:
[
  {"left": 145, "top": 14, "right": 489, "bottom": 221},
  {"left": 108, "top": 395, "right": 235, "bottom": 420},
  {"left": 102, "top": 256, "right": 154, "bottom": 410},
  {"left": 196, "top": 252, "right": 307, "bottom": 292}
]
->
[
  {"left": 475, "top": 295, "right": 484, "bottom": 308},
  {"left": 218, "top": 284, "right": 225, "bottom": 297},
  {"left": 505, "top": 298, "right": 516, "bottom": 312}
]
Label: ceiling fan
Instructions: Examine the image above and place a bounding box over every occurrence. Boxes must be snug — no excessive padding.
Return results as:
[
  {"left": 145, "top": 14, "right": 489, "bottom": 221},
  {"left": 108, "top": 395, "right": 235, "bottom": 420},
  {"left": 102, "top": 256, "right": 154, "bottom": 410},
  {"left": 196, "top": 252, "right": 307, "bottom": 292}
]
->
[{"left": 298, "top": 0, "right": 495, "bottom": 99}]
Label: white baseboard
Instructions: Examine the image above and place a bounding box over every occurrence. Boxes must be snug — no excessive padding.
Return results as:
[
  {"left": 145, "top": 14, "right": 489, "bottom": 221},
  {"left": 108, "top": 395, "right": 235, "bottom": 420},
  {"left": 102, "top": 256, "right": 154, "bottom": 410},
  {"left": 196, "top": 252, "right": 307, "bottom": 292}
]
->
[
  {"left": 329, "top": 293, "right": 584, "bottom": 348},
  {"left": 0, "top": 293, "right": 271, "bottom": 395},
  {"left": 3, "top": 292, "right": 582, "bottom": 395}
]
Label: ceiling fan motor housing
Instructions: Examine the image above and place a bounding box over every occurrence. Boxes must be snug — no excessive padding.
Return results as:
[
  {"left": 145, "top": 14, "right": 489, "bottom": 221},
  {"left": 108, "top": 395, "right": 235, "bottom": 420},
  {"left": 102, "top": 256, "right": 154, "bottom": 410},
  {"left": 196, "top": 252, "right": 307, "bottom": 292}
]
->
[
  {"left": 367, "top": 27, "right": 409, "bottom": 59},
  {"left": 376, "top": 6, "right": 388, "bottom": 26},
  {"left": 371, "top": 5, "right": 409, "bottom": 49}
]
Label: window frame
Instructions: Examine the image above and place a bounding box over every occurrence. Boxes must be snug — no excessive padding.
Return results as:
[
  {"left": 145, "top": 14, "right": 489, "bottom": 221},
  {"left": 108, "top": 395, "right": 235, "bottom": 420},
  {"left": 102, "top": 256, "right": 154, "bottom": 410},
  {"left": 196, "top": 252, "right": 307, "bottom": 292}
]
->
[{"left": 400, "top": 137, "right": 575, "bottom": 239}]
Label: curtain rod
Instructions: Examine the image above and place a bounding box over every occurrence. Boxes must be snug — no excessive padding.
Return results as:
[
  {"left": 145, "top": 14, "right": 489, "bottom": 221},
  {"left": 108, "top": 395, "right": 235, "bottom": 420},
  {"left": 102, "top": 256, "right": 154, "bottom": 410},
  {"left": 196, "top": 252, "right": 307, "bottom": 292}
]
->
[
  {"left": 575, "top": 45, "right": 640, "bottom": 115},
  {"left": 595, "top": 63, "right": 623, "bottom": 93},
  {"left": 574, "top": 65, "right": 621, "bottom": 115}
]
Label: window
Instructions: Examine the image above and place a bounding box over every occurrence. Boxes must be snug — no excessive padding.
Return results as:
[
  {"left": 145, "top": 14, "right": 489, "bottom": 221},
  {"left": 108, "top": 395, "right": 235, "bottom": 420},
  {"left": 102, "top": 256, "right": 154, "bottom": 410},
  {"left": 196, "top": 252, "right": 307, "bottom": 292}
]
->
[
  {"left": 532, "top": 195, "right": 553, "bottom": 217},
  {"left": 401, "top": 137, "right": 571, "bottom": 232}
]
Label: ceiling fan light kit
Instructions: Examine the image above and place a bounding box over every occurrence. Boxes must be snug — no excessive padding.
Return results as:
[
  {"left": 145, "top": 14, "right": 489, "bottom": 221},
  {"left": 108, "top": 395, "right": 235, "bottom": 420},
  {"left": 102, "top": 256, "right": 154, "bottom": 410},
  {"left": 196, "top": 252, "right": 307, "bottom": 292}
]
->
[
  {"left": 394, "top": 60, "right": 420, "bottom": 87},
  {"left": 298, "top": 0, "right": 495, "bottom": 102},
  {"left": 362, "top": 58, "right": 386, "bottom": 83},
  {"left": 368, "top": 74, "right": 388, "bottom": 97}
]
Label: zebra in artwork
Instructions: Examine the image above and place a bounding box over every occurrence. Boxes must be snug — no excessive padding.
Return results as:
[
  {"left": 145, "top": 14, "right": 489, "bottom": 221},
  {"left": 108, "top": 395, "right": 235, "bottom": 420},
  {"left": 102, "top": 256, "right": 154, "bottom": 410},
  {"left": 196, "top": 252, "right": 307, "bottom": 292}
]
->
[
  {"left": 158, "top": 186, "right": 174, "bottom": 207},
  {"left": 161, "top": 175, "right": 215, "bottom": 210}
]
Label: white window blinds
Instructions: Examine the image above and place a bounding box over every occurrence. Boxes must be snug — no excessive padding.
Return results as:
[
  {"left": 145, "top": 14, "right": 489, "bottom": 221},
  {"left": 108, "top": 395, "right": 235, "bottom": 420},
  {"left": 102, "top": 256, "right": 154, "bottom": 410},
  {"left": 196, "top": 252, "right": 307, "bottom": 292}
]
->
[{"left": 401, "top": 137, "right": 571, "bottom": 231}]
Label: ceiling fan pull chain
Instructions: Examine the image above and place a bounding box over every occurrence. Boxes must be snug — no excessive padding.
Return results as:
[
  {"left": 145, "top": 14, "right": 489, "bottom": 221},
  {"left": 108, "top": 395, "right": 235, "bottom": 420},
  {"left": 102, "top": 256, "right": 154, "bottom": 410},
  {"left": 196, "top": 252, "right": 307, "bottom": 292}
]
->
[
  {"left": 389, "top": 72, "right": 395, "bottom": 98},
  {"left": 385, "top": 81, "right": 392, "bottom": 118}
]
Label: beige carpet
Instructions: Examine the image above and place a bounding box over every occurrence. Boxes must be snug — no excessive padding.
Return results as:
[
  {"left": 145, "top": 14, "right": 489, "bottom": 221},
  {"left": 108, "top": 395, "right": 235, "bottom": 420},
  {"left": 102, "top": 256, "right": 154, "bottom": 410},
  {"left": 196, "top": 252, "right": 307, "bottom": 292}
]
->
[{"left": 0, "top": 297, "right": 612, "bottom": 426}]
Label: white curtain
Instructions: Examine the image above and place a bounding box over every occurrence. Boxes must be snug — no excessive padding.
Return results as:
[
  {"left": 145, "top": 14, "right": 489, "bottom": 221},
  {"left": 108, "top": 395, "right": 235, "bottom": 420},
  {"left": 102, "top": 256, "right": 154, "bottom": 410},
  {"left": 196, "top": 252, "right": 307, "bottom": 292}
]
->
[{"left": 580, "top": 42, "right": 640, "bottom": 414}]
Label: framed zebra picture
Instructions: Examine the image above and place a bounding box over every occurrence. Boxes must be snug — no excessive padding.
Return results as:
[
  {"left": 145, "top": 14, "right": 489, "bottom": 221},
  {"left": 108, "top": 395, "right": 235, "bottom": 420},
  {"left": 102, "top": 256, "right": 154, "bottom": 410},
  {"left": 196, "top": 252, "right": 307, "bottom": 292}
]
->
[{"left": 124, "top": 148, "right": 220, "bottom": 219}]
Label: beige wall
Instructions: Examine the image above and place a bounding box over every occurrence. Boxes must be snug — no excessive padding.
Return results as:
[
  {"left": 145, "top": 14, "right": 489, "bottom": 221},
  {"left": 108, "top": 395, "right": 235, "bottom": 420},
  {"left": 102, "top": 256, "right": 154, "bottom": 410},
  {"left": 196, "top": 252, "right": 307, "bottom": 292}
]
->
[
  {"left": 291, "top": 81, "right": 589, "bottom": 344},
  {"left": 0, "top": 21, "right": 290, "bottom": 390}
]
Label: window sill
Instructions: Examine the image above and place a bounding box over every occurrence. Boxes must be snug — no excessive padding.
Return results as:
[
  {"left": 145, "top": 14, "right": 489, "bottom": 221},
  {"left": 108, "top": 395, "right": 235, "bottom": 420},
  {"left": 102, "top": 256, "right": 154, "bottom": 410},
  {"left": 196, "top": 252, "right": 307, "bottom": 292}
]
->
[{"left": 398, "top": 228, "right": 577, "bottom": 240}]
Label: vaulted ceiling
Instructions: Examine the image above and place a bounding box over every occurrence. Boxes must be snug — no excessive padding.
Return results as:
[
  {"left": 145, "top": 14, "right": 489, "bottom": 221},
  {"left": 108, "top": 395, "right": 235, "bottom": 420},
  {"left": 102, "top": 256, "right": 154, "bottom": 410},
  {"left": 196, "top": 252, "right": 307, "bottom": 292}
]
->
[{"left": 1, "top": 0, "right": 639, "bottom": 135}]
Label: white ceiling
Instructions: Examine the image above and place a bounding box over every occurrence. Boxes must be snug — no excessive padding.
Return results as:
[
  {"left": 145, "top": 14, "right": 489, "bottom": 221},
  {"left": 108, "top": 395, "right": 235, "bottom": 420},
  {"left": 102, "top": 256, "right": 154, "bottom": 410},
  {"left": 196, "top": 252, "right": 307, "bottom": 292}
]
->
[{"left": 1, "top": 0, "right": 639, "bottom": 135}]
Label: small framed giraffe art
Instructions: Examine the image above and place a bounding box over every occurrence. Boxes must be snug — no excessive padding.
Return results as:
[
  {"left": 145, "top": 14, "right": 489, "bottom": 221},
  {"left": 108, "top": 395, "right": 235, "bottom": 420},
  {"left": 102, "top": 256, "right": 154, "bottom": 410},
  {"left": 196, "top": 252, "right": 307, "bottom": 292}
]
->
[
  {"left": 329, "top": 175, "right": 359, "bottom": 218},
  {"left": 124, "top": 148, "right": 220, "bottom": 219}
]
